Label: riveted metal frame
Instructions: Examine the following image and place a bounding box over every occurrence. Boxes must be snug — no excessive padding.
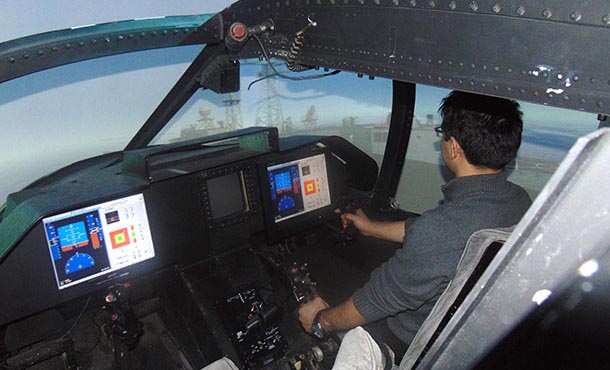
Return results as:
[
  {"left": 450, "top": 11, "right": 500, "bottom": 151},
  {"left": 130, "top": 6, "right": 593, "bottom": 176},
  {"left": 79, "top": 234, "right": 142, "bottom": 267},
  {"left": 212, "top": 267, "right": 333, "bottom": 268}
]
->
[
  {"left": 226, "top": 0, "right": 610, "bottom": 115},
  {"left": 0, "top": 14, "right": 223, "bottom": 83},
  {"left": 3, "top": 1, "right": 609, "bottom": 122}
]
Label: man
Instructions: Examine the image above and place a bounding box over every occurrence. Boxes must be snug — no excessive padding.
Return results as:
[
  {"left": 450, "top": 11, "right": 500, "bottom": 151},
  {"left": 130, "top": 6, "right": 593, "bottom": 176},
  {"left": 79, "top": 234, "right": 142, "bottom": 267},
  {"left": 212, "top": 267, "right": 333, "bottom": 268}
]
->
[{"left": 298, "top": 91, "right": 532, "bottom": 357}]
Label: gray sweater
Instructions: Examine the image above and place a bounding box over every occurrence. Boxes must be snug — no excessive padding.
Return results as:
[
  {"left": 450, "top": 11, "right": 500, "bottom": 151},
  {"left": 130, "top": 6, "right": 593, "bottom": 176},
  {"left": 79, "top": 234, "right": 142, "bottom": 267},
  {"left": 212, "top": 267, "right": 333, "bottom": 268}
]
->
[{"left": 351, "top": 172, "right": 532, "bottom": 345}]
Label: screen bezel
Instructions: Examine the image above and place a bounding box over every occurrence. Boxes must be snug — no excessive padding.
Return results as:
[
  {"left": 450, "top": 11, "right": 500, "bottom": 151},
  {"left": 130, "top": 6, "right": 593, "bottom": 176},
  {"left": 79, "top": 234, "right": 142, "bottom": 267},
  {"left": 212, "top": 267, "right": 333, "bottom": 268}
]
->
[
  {"left": 42, "top": 193, "right": 156, "bottom": 290},
  {"left": 200, "top": 164, "right": 257, "bottom": 229},
  {"left": 206, "top": 172, "right": 248, "bottom": 220},
  {"left": 258, "top": 148, "right": 338, "bottom": 242}
]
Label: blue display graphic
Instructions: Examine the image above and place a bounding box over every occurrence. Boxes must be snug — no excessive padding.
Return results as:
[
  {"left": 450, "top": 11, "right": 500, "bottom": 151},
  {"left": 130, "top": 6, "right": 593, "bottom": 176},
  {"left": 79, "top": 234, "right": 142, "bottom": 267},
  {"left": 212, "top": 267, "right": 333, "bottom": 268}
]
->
[
  {"left": 267, "top": 163, "right": 304, "bottom": 221},
  {"left": 65, "top": 253, "right": 95, "bottom": 275},
  {"left": 43, "top": 209, "right": 111, "bottom": 288},
  {"left": 274, "top": 172, "right": 292, "bottom": 192},
  {"left": 45, "top": 224, "right": 62, "bottom": 261},
  {"left": 278, "top": 196, "right": 296, "bottom": 211},
  {"left": 58, "top": 221, "right": 88, "bottom": 249}
]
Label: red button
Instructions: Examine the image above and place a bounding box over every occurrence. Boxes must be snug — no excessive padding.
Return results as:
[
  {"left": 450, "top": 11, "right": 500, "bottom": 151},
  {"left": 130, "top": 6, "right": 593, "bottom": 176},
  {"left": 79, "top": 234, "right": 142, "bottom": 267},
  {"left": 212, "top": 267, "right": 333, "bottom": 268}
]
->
[{"left": 230, "top": 23, "right": 247, "bottom": 40}]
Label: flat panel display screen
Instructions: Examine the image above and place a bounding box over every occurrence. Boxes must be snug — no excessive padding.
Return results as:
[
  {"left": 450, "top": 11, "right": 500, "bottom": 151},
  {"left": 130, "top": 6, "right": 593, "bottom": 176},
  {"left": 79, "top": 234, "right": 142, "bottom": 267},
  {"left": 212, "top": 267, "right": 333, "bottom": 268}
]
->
[
  {"left": 267, "top": 153, "right": 331, "bottom": 223},
  {"left": 207, "top": 172, "right": 247, "bottom": 220},
  {"left": 43, "top": 193, "right": 155, "bottom": 290}
]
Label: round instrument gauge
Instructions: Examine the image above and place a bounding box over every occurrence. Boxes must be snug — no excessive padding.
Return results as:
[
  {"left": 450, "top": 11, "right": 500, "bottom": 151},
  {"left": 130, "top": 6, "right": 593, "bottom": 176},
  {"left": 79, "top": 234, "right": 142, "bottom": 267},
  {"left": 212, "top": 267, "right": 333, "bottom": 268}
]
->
[{"left": 65, "top": 253, "right": 95, "bottom": 275}]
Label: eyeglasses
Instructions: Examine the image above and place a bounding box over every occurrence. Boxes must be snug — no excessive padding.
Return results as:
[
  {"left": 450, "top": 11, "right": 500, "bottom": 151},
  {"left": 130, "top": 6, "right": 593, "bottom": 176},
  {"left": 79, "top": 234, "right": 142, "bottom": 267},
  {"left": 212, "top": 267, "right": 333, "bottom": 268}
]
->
[{"left": 434, "top": 126, "right": 443, "bottom": 138}]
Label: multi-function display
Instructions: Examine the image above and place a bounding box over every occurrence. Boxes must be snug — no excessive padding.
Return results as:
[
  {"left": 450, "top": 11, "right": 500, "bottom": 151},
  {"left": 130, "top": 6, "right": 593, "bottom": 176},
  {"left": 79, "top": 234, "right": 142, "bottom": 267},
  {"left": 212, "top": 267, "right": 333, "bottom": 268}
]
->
[
  {"left": 266, "top": 153, "right": 332, "bottom": 223},
  {"left": 43, "top": 194, "right": 155, "bottom": 290}
]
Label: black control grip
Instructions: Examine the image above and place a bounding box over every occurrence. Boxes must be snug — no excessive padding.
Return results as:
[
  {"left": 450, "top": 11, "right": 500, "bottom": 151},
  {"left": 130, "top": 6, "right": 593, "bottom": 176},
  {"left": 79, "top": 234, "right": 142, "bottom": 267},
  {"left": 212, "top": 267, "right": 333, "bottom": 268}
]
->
[
  {"left": 243, "top": 304, "right": 282, "bottom": 334},
  {"left": 338, "top": 195, "right": 371, "bottom": 214},
  {"left": 286, "top": 261, "right": 317, "bottom": 303}
]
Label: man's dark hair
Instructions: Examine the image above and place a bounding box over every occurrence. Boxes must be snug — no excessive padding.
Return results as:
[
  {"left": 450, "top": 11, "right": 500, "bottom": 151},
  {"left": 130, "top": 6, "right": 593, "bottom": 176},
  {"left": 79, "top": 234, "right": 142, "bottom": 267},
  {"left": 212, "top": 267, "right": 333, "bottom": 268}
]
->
[{"left": 439, "top": 90, "right": 523, "bottom": 170}]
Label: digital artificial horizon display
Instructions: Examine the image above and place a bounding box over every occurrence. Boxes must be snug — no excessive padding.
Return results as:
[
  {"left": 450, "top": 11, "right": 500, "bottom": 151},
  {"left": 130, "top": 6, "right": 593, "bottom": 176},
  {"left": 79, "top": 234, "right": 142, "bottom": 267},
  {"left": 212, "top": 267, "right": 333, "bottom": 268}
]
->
[
  {"left": 43, "top": 194, "right": 155, "bottom": 290},
  {"left": 267, "top": 153, "right": 331, "bottom": 223}
]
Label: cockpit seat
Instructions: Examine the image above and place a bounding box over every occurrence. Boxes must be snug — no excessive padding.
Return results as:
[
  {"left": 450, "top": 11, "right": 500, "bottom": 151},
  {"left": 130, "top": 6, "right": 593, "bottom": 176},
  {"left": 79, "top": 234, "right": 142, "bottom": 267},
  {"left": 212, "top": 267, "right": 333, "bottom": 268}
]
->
[
  {"left": 199, "top": 357, "right": 240, "bottom": 370},
  {"left": 399, "top": 226, "right": 515, "bottom": 370}
]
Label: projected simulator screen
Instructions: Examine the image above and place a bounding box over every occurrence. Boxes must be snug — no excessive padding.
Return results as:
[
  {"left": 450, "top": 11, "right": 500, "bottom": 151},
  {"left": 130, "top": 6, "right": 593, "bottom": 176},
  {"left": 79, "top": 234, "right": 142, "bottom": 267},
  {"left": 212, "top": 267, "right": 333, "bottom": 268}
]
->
[
  {"left": 43, "top": 194, "right": 155, "bottom": 290},
  {"left": 267, "top": 153, "right": 331, "bottom": 223}
]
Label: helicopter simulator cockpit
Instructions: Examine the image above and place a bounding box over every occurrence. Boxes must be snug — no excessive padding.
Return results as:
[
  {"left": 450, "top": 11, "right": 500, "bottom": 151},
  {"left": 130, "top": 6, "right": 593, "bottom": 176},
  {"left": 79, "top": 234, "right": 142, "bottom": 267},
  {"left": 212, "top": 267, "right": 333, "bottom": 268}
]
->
[{"left": 2, "top": 1, "right": 610, "bottom": 369}]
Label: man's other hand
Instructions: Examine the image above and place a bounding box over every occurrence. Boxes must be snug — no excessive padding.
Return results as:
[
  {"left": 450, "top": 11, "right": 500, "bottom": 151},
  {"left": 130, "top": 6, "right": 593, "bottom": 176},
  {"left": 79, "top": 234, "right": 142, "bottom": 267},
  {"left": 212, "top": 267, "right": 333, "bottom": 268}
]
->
[
  {"left": 335, "top": 208, "right": 406, "bottom": 243},
  {"left": 336, "top": 208, "right": 374, "bottom": 237},
  {"left": 298, "top": 296, "right": 330, "bottom": 333}
]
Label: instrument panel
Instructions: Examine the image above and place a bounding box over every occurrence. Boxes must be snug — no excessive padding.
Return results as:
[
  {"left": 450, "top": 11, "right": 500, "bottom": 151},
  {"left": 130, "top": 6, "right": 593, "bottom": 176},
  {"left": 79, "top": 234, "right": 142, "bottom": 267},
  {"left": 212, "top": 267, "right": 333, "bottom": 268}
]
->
[
  {"left": 0, "top": 135, "right": 374, "bottom": 327},
  {"left": 43, "top": 193, "right": 155, "bottom": 290}
]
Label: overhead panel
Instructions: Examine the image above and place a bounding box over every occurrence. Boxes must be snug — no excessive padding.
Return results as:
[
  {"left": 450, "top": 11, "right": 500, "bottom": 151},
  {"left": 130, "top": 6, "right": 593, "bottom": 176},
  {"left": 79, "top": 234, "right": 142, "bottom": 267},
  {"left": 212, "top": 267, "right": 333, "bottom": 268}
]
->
[{"left": 226, "top": 0, "right": 610, "bottom": 114}]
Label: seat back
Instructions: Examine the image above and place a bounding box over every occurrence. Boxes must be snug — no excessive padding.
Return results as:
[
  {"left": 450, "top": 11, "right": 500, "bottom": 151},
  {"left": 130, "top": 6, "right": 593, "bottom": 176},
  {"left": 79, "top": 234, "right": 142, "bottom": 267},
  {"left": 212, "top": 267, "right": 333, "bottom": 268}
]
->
[{"left": 400, "top": 227, "right": 514, "bottom": 370}]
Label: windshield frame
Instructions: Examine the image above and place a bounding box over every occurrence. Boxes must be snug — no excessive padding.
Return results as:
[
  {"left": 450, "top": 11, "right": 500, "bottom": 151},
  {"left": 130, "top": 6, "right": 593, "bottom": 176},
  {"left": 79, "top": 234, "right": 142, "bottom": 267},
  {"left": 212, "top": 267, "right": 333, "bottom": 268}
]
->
[{"left": 0, "top": 14, "right": 218, "bottom": 84}]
